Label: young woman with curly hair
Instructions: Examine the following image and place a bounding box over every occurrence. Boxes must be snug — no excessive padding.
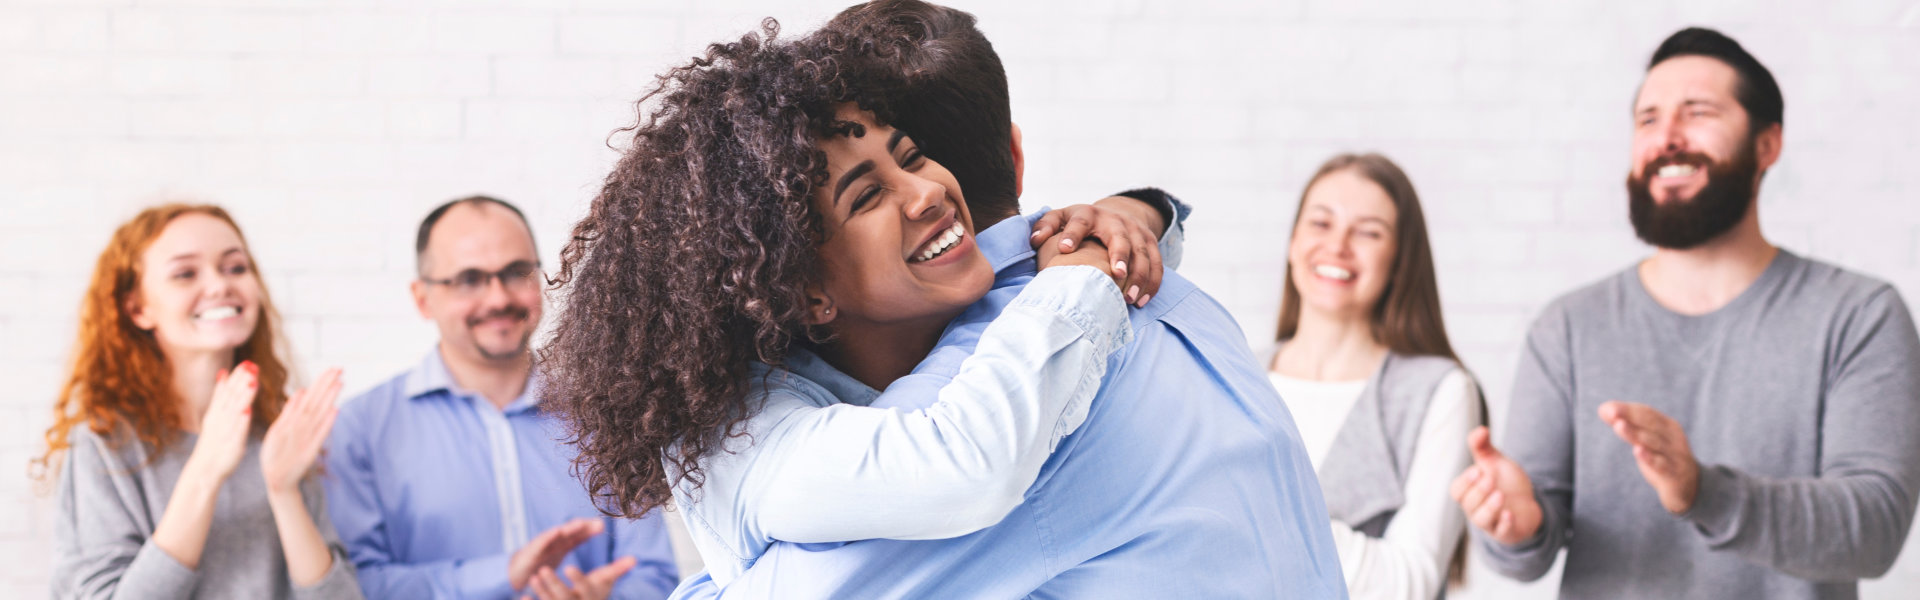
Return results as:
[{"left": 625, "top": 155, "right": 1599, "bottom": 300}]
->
[
  {"left": 540, "top": 24, "right": 1143, "bottom": 586},
  {"left": 40, "top": 204, "right": 362, "bottom": 599}
]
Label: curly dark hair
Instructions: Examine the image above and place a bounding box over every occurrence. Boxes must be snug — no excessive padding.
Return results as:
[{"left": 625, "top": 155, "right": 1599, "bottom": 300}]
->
[{"left": 540, "top": 20, "right": 898, "bottom": 519}]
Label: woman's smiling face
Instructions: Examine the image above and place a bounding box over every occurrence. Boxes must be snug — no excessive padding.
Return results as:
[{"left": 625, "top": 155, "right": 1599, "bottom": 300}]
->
[{"left": 810, "top": 104, "right": 994, "bottom": 329}]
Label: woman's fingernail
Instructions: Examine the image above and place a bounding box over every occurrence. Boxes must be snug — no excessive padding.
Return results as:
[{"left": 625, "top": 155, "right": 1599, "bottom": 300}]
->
[
  {"left": 1060, "top": 239, "right": 1073, "bottom": 250},
  {"left": 1128, "top": 285, "right": 1141, "bottom": 300},
  {"left": 1138, "top": 294, "right": 1151, "bottom": 306},
  {"left": 1114, "top": 261, "right": 1127, "bottom": 274}
]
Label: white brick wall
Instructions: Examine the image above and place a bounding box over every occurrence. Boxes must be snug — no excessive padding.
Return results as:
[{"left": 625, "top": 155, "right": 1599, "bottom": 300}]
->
[{"left": 2, "top": 0, "right": 1916, "bottom": 597}]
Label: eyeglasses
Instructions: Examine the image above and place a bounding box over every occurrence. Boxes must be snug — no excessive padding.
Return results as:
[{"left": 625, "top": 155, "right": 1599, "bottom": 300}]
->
[{"left": 420, "top": 261, "right": 543, "bottom": 297}]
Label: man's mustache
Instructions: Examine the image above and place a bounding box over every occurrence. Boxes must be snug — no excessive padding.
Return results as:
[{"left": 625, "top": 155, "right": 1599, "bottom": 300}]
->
[{"left": 467, "top": 306, "right": 530, "bottom": 327}]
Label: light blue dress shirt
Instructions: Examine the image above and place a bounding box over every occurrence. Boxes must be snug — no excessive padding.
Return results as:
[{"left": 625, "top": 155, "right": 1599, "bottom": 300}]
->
[
  {"left": 324, "top": 349, "right": 679, "bottom": 600},
  {"left": 673, "top": 202, "right": 1347, "bottom": 599}
]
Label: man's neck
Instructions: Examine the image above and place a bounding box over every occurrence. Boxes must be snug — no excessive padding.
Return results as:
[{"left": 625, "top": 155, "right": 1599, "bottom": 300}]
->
[
  {"left": 438, "top": 341, "right": 532, "bottom": 410},
  {"left": 1638, "top": 211, "right": 1778, "bottom": 316},
  {"left": 815, "top": 315, "right": 951, "bottom": 392},
  {"left": 1274, "top": 309, "right": 1385, "bottom": 381}
]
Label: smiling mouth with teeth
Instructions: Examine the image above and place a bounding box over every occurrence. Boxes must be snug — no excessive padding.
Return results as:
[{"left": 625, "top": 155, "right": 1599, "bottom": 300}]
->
[
  {"left": 911, "top": 221, "right": 966, "bottom": 263},
  {"left": 1313, "top": 265, "right": 1354, "bottom": 281},
  {"left": 1656, "top": 164, "right": 1700, "bottom": 178},
  {"left": 195, "top": 306, "right": 241, "bottom": 321}
]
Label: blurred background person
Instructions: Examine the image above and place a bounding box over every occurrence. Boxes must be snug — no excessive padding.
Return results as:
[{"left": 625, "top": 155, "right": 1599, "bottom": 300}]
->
[
  {"left": 1266, "top": 153, "right": 1483, "bottom": 600},
  {"left": 41, "top": 204, "right": 361, "bottom": 599}
]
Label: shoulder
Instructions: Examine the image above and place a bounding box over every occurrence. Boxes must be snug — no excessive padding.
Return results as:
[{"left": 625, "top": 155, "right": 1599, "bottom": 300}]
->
[
  {"left": 337, "top": 368, "right": 416, "bottom": 421},
  {"left": 1538, "top": 265, "right": 1637, "bottom": 324},
  {"left": 1782, "top": 252, "right": 1904, "bottom": 312}
]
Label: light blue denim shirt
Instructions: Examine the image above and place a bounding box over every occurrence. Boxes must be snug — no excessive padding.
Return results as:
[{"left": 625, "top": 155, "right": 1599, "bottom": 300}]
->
[
  {"left": 672, "top": 200, "right": 1347, "bottom": 599},
  {"left": 669, "top": 264, "right": 1134, "bottom": 586},
  {"left": 323, "top": 349, "right": 679, "bottom": 600}
]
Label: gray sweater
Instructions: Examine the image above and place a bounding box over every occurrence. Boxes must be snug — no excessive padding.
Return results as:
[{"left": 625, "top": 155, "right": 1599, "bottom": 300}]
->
[
  {"left": 1483, "top": 250, "right": 1920, "bottom": 599},
  {"left": 52, "top": 423, "right": 362, "bottom": 600}
]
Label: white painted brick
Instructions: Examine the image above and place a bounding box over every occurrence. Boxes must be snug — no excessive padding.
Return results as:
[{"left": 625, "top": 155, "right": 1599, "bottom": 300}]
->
[
  {"left": 41, "top": 9, "right": 112, "bottom": 52},
  {"left": 0, "top": 98, "right": 129, "bottom": 138},
  {"left": 125, "top": 99, "right": 260, "bottom": 138},
  {"left": 0, "top": 56, "right": 110, "bottom": 95},
  {"left": 303, "top": 13, "right": 434, "bottom": 55},
  {"left": 387, "top": 100, "right": 464, "bottom": 139},
  {"left": 261, "top": 100, "right": 388, "bottom": 138},
  {"left": 428, "top": 14, "right": 556, "bottom": 55},
  {"left": 111, "top": 57, "right": 237, "bottom": 96},
  {"left": 368, "top": 57, "right": 492, "bottom": 97},
  {"left": 232, "top": 57, "right": 365, "bottom": 97},
  {"left": 492, "top": 56, "right": 621, "bottom": 98},
  {"left": 558, "top": 15, "right": 684, "bottom": 56}
]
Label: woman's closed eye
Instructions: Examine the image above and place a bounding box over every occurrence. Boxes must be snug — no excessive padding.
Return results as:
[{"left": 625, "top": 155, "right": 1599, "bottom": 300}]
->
[{"left": 849, "top": 146, "right": 928, "bottom": 215}]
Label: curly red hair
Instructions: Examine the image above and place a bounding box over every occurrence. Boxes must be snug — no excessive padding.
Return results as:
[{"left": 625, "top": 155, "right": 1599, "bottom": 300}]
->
[{"left": 35, "top": 203, "right": 290, "bottom": 479}]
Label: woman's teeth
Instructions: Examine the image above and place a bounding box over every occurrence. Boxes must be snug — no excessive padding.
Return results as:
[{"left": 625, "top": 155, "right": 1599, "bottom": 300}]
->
[
  {"left": 913, "top": 222, "right": 966, "bottom": 263},
  {"left": 1314, "top": 265, "right": 1354, "bottom": 281},
  {"left": 195, "top": 306, "right": 240, "bottom": 321},
  {"left": 1657, "top": 164, "right": 1698, "bottom": 178}
]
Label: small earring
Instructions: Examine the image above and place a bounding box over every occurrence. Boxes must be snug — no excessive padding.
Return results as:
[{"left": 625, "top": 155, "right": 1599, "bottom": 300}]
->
[{"left": 824, "top": 307, "right": 833, "bottom": 315}]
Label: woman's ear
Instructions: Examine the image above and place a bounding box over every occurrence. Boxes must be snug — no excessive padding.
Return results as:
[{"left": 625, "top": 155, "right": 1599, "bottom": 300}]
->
[
  {"left": 803, "top": 287, "right": 837, "bottom": 326},
  {"left": 124, "top": 294, "right": 156, "bottom": 331}
]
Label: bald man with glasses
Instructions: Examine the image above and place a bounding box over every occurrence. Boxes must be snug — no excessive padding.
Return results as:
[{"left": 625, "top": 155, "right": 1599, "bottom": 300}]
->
[{"left": 324, "top": 196, "right": 679, "bottom": 600}]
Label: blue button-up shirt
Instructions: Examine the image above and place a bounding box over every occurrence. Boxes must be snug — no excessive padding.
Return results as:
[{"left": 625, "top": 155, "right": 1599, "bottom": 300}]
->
[
  {"left": 672, "top": 203, "right": 1346, "bottom": 599},
  {"left": 324, "top": 349, "right": 679, "bottom": 600}
]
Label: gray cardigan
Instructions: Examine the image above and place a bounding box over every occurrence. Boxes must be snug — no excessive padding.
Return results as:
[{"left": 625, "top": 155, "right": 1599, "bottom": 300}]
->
[{"left": 52, "top": 424, "right": 362, "bottom": 600}]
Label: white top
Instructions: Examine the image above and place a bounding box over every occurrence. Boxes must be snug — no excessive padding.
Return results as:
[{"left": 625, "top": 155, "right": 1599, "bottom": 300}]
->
[{"left": 1269, "top": 369, "right": 1480, "bottom": 600}]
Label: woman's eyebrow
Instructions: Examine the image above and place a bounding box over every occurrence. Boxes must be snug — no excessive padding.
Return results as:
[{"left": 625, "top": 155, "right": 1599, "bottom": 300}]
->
[
  {"left": 886, "top": 129, "right": 908, "bottom": 153},
  {"left": 833, "top": 160, "right": 876, "bottom": 205}
]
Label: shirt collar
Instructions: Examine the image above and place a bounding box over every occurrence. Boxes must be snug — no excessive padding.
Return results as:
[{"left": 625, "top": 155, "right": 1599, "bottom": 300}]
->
[
  {"left": 779, "top": 346, "right": 882, "bottom": 407},
  {"left": 405, "top": 346, "right": 543, "bottom": 414},
  {"left": 976, "top": 208, "right": 1048, "bottom": 277}
]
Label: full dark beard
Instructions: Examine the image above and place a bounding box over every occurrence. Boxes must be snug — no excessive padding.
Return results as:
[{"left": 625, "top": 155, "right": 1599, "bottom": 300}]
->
[{"left": 1626, "top": 143, "right": 1759, "bottom": 250}]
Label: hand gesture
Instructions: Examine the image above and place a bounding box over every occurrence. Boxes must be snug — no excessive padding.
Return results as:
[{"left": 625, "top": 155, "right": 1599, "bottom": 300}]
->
[
  {"left": 1030, "top": 199, "right": 1163, "bottom": 307},
  {"left": 522, "top": 557, "right": 638, "bottom": 600},
  {"left": 261, "top": 367, "right": 343, "bottom": 495},
  {"left": 187, "top": 361, "right": 260, "bottom": 482},
  {"left": 510, "top": 518, "right": 606, "bottom": 592},
  {"left": 1598, "top": 401, "right": 1700, "bottom": 514},
  {"left": 1449, "top": 426, "right": 1545, "bottom": 545}
]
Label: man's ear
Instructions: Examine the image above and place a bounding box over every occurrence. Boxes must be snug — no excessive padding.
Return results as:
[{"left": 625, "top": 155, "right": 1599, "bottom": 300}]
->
[
  {"left": 1010, "top": 121, "right": 1025, "bottom": 199},
  {"left": 410, "top": 279, "right": 432, "bottom": 319},
  {"left": 1754, "top": 122, "right": 1783, "bottom": 177}
]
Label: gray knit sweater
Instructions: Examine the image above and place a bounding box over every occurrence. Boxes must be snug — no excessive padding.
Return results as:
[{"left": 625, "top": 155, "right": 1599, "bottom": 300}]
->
[
  {"left": 52, "top": 423, "right": 362, "bottom": 600},
  {"left": 1482, "top": 251, "right": 1920, "bottom": 599}
]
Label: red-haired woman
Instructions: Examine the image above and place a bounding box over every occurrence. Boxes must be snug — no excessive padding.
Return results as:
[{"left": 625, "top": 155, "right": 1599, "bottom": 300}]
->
[{"left": 40, "top": 204, "right": 362, "bottom": 599}]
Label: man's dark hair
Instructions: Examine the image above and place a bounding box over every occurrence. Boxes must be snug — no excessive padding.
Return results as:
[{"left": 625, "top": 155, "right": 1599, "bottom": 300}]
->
[
  {"left": 815, "top": 0, "right": 1019, "bottom": 226},
  {"left": 1647, "top": 27, "right": 1784, "bottom": 131},
  {"left": 414, "top": 195, "right": 537, "bottom": 273}
]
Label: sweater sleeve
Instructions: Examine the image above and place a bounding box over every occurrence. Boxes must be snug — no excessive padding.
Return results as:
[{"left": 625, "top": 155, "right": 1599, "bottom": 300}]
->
[
  {"left": 51, "top": 427, "right": 199, "bottom": 600},
  {"left": 1680, "top": 287, "right": 1920, "bottom": 580},
  {"left": 1478, "top": 301, "right": 1579, "bottom": 581},
  {"left": 1337, "top": 371, "right": 1479, "bottom": 600}
]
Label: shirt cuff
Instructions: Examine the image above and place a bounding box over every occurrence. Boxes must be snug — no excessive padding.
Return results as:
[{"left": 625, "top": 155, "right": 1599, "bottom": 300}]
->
[
  {"left": 1010, "top": 265, "right": 1133, "bottom": 357},
  {"left": 1680, "top": 464, "right": 1746, "bottom": 546},
  {"left": 453, "top": 552, "right": 515, "bottom": 600},
  {"left": 125, "top": 541, "right": 201, "bottom": 598}
]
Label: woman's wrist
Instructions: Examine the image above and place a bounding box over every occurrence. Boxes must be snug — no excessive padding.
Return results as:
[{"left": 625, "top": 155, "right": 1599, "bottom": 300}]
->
[{"left": 265, "top": 482, "right": 306, "bottom": 506}]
